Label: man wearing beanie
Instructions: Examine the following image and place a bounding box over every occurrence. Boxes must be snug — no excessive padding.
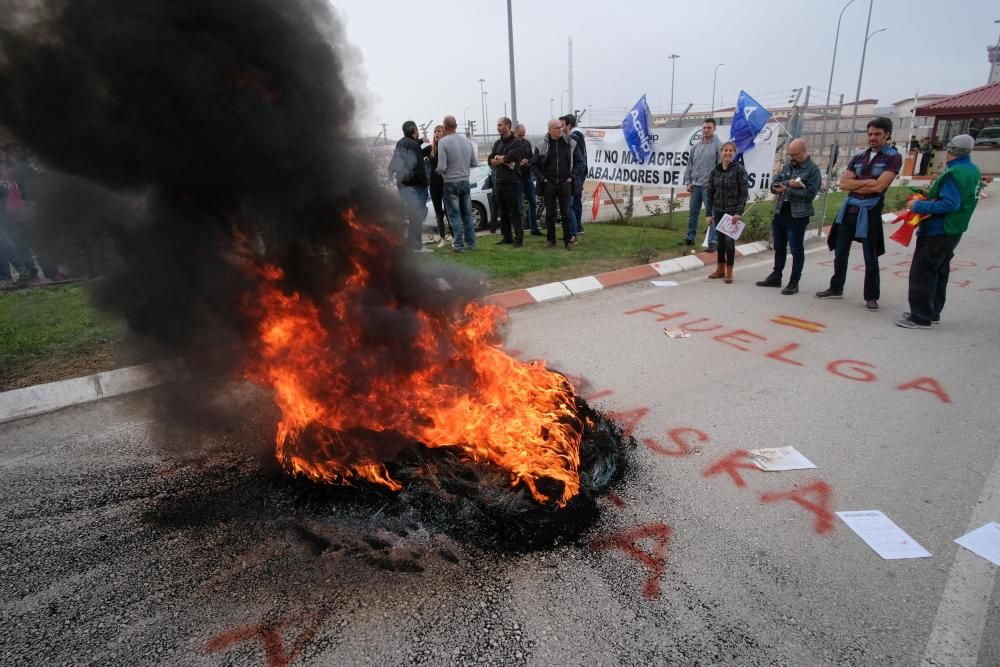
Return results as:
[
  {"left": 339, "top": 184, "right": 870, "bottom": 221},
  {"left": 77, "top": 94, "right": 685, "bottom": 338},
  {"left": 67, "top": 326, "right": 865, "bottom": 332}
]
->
[{"left": 896, "top": 134, "right": 981, "bottom": 329}]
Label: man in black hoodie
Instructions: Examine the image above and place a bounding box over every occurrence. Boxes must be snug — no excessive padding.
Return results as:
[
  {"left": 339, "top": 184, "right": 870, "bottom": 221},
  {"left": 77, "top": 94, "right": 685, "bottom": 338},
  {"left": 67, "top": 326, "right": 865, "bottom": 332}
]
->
[
  {"left": 532, "top": 119, "right": 576, "bottom": 249},
  {"left": 387, "top": 120, "right": 430, "bottom": 252},
  {"left": 560, "top": 113, "right": 587, "bottom": 237},
  {"left": 488, "top": 117, "right": 523, "bottom": 247}
]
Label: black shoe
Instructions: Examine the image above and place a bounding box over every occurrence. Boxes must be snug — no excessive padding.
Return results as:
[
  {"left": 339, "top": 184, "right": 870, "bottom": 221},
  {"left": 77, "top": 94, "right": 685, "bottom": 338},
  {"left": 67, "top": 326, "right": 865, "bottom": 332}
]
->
[
  {"left": 895, "top": 317, "right": 931, "bottom": 329},
  {"left": 815, "top": 289, "right": 843, "bottom": 299},
  {"left": 902, "top": 311, "right": 940, "bottom": 325},
  {"left": 512, "top": 240, "right": 523, "bottom": 248},
  {"left": 546, "top": 240, "right": 556, "bottom": 248},
  {"left": 865, "top": 299, "right": 879, "bottom": 311},
  {"left": 780, "top": 280, "right": 799, "bottom": 295},
  {"left": 497, "top": 238, "right": 513, "bottom": 245},
  {"left": 677, "top": 238, "right": 693, "bottom": 246},
  {"left": 756, "top": 273, "right": 782, "bottom": 288},
  {"left": 707, "top": 245, "right": 717, "bottom": 253},
  {"left": 530, "top": 230, "right": 544, "bottom": 236}
]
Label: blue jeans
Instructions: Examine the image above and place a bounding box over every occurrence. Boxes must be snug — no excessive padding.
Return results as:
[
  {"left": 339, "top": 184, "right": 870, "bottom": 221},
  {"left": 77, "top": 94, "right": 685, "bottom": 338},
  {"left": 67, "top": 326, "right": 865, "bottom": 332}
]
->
[
  {"left": 442, "top": 180, "right": 476, "bottom": 250},
  {"left": 686, "top": 185, "right": 717, "bottom": 246},
  {"left": 571, "top": 192, "right": 583, "bottom": 234},
  {"left": 518, "top": 178, "right": 539, "bottom": 232},
  {"left": 398, "top": 184, "right": 428, "bottom": 250},
  {"left": 771, "top": 209, "right": 810, "bottom": 282},
  {"left": 830, "top": 213, "right": 879, "bottom": 300}
]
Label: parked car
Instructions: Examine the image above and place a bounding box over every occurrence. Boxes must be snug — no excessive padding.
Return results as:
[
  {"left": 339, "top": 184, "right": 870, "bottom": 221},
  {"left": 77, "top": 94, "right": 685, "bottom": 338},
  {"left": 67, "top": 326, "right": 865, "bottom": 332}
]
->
[
  {"left": 974, "top": 127, "right": 1000, "bottom": 146},
  {"left": 425, "top": 164, "right": 495, "bottom": 233}
]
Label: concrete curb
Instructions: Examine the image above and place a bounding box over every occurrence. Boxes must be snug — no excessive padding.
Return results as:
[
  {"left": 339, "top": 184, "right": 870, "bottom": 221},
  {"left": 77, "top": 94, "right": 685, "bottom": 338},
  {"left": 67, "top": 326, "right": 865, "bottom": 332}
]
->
[
  {"left": 0, "top": 213, "right": 905, "bottom": 423},
  {"left": 0, "top": 362, "right": 169, "bottom": 424}
]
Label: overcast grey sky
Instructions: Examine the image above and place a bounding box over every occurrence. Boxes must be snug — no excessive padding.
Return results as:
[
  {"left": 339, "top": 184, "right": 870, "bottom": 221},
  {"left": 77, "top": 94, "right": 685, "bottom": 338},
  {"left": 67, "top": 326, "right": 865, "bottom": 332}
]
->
[{"left": 331, "top": 0, "right": 999, "bottom": 135}]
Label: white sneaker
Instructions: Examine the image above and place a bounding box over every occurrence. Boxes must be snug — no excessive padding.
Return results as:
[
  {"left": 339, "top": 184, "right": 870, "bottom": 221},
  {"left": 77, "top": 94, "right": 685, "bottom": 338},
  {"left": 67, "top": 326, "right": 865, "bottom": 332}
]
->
[
  {"left": 436, "top": 239, "right": 448, "bottom": 248},
  {"left": 413, "top": 247, "right": 434, "bottom": 254}
]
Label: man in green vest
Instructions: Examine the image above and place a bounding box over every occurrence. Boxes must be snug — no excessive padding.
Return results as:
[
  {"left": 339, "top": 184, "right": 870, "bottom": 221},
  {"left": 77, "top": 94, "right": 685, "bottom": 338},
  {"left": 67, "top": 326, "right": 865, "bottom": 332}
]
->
[{"left": 896, "top": 134, "right": 981, "bottom": 329}]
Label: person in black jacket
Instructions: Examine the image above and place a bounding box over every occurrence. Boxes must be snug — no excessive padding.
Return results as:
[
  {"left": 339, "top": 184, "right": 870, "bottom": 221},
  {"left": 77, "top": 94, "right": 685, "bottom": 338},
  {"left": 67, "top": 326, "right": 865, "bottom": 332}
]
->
[
  {"left": 387, "top": 120, "right": 430, "bottom": 252},
  {"left": 425, "top": 124, "right": 452, "bottom": 248},
  {"left": 488, "top": 117, "right": 523, "bottom": 247},
  {"left": 705, "top": 141, "right": 748, "bottom": 283},
  {"left": 560, "top": 114, "right": 587, "bottom": 238},
  {"left": 532, "top": 119, "right": 577, "bottom": 249},
  {"left": 515, "top": 123, "right": 541, "bottom": 236}
]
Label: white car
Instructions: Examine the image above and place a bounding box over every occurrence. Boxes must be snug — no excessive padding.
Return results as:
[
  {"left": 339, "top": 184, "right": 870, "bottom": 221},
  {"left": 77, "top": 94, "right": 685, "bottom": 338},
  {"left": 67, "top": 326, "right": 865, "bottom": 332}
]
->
[{"left": 425, "top": 164, "right": 495, "bottom": 233}]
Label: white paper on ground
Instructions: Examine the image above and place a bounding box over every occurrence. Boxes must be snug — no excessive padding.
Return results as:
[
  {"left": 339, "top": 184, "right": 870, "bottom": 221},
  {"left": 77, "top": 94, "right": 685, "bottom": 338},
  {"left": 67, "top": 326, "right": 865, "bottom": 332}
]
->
[
  {"left": 651, "top": 280, "right": 679, "bottom": 287},
  {"left": 837, "top": 510, "right": 932, "bottom": 560},
  {"left": 749, "top": 446, "right": 817, "bottom": 471},
  {"left": 663, "top": 328, "right": 690, "bottom": 338},
  {"left": 954, "top": 522, "right": 1000, "bottom": 566}
]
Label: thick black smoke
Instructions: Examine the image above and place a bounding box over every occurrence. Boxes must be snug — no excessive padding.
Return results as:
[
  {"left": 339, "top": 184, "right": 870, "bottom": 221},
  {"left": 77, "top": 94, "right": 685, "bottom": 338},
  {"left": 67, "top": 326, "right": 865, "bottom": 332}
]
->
[{"left": 0, "top": 0, "right": 482, "bottom": 437}]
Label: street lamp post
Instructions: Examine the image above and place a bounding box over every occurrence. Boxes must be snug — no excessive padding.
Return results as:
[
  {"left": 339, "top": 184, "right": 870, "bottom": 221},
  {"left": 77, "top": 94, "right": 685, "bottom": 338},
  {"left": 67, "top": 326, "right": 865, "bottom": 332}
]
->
[
  {"left": 668, "top": 54, "right": 680, "bottom": 115},
  {"left": 560, "top": 89, "right": 569, "bottom": 114},
  {"left": 711, "top": 63, "right": 724, "bottom": 115},
  {"left": 846, "top": 0, "right": 883, "bottom": 153},
  {"left": 818, "top": 0, "right": 858, "bottom": 164},
  {"left": 506, "top": 0, "right": 518, "bottom": 123},
  {"left": 463, "top": 106, "right": 471, "bottom": 130}
]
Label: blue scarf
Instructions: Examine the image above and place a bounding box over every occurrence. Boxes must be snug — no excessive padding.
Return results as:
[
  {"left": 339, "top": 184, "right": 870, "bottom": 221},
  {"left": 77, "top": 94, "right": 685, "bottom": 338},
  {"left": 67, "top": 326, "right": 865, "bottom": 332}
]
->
[{"left": 834, "top": 196, "right": 881, "bottom": 239}]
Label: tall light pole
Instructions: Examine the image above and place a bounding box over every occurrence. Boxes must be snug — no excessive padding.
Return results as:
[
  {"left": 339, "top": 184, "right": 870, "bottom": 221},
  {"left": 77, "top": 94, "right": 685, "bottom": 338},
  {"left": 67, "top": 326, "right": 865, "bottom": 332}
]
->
[
  {"left": 668, "top": 54, "right": 680, "bottom": 115},
  {"left": 846, "top": 0, "right": 879, "bottom": 153},
  {"left": 711, "top": 63, "right": 724, "bottom": 115},
  {"left": 818, "top": 0, "right": 858, "bottom": 164},
  {"left": 506, "top": 0, "right": 518, "bottom": 124},
  {"left": 478, "top": 78, "right": 487, "bottom": 139}
]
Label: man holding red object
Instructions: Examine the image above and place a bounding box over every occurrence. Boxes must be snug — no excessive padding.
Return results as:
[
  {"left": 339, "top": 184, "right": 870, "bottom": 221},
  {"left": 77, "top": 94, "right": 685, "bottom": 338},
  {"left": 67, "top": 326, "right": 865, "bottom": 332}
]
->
[{"left": 897, "top": 135, "right": 981, "bottom": 329}]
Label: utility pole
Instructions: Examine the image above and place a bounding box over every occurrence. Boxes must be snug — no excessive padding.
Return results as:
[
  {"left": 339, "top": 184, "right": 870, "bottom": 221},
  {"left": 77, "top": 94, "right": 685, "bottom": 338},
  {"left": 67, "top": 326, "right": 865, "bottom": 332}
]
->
[
  {"left": 478, "top": 78, "right": 487, "bottom": 139},
  {"left": 668, "top": 54, "right": 680, "bottom": 116},
  {"left": 506, "top": 0, "right": 518, "bottom": 124},
  {"left": 568, "top": 37, "right": 574, "bottom": 121}
]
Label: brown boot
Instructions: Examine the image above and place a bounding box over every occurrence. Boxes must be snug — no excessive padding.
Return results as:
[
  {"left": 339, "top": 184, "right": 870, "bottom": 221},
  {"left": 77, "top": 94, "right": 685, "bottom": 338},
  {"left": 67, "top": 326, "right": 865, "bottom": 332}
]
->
[
  {"left": 724, "top": 264, "right": 734, "bottom": 283},
  {"left": 708, "top": 262, "right": 725, "bottom": 279}
]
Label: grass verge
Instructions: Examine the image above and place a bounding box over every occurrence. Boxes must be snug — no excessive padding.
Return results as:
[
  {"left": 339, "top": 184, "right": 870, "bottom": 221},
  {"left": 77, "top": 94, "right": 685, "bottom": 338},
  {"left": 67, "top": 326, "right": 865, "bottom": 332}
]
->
[{"left": 0, "top": 283, "right": 127, "bottom": 391}]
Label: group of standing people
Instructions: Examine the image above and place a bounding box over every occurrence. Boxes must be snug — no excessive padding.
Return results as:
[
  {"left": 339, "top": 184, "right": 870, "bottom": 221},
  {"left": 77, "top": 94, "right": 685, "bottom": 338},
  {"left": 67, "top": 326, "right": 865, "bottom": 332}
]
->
[
  {"left": 387, "top": 114, "right": 588, "bottom": 253},
  {"left": 0, "top": 143, "right": 66, "bottom": 288},
  {"left": 710, "top": 114, "right": 980, "bottom": 331}
]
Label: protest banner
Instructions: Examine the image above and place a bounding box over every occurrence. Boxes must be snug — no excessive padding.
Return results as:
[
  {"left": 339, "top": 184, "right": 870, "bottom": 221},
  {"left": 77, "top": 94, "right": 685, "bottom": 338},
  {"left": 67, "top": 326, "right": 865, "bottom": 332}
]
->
[{"left": 581, "top": 122, "right": 779, "bottom": 194}]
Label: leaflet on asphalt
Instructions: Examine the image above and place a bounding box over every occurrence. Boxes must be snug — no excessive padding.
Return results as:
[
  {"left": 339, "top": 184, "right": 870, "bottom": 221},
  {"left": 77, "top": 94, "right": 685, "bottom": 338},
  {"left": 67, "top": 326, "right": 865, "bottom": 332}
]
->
[
  {"left": 954, "top": 522, "right": 1000, "bottom": 566},
  {"left": 837, "top": 510, "right": 932, "bottom": 560},
  {"left": 749, "top": 446, "right": 816, "bottom": 471}
]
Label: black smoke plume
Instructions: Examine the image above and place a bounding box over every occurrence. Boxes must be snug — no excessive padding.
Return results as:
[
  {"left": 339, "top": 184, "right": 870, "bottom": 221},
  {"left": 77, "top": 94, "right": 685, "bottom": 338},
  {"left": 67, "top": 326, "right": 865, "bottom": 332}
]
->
[{"left": 0, "top": 0, "right": 481, "bottom": 434}]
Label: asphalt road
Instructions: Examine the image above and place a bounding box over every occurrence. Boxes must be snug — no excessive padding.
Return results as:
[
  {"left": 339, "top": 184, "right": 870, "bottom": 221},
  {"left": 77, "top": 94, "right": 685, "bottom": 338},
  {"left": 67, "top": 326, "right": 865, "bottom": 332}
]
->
[{"left": 2, "top": 188, "right": 999, "bottom": 666}]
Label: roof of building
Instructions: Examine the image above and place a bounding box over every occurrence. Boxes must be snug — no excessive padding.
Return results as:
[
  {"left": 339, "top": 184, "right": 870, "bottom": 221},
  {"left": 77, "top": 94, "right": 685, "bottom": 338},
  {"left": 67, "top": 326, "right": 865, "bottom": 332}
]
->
[{"left": 914, "top": 82, "right": 1000, "bottom": 117}]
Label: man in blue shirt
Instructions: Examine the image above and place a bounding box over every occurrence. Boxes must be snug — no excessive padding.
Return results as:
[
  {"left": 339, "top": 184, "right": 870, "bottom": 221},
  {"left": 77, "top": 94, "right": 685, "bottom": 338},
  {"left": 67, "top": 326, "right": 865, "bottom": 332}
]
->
[{"left": 817, "top": 117, "right": 901, "bottom": 311}]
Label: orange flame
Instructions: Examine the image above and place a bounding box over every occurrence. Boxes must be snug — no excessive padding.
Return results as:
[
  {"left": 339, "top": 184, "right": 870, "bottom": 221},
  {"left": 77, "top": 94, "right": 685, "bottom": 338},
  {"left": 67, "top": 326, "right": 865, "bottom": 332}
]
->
[{"left": 244, "top": 212, "right": 583, "bottom": 506}]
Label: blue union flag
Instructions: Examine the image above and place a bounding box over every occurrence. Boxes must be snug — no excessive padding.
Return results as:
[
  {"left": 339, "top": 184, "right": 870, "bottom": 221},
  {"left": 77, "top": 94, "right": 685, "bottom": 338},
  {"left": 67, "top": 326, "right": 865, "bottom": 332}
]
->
[
  {"left": 730, "top": 90, "right": 771, "bottom": 157},
  {"left": 621, "top": 95, "right": 653, "bottom": 164}
]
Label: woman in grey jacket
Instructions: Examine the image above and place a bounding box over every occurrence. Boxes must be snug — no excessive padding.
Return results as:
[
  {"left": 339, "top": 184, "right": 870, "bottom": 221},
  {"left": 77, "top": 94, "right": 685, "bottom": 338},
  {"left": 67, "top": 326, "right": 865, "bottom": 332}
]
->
[{"left": 705, "top": 141, "right": 748, "bottom": 283}]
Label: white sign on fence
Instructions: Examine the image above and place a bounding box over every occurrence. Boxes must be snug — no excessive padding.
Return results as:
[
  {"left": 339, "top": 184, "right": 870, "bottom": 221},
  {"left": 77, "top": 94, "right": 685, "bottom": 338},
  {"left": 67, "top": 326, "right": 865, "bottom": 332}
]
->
[{"left": 581, "top": 123, "right": 779, "bottom": 193}]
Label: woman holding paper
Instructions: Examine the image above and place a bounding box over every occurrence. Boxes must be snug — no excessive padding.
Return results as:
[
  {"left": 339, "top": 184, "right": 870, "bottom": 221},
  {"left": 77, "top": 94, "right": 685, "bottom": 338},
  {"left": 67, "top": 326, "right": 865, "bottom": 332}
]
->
[{"left": 705, "top": 140, "right": 748, "bottom": 284}]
